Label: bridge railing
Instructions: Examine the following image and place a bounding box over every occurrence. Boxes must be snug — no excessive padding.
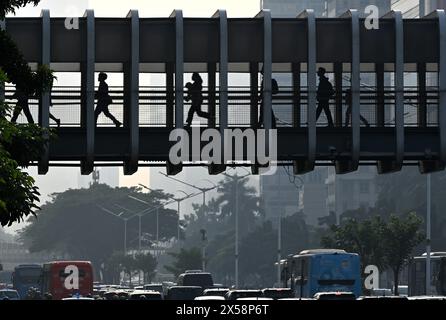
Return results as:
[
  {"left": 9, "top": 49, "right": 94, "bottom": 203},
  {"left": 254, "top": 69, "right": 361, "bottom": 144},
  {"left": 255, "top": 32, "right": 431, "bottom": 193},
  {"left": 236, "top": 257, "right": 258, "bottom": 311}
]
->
[{"left": 4, "top": 85, "right": 440, "bottom": 128}]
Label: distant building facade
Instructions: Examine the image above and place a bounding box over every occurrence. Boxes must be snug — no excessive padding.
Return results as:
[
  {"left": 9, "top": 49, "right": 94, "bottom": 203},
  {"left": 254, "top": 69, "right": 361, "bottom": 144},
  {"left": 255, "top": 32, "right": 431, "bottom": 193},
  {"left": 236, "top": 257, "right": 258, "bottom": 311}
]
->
[
  {"left": 261, "top": 0, "right": 328, "bottom": 17},
  {"left": 0, "top": 242, "right": 58, "bottom": 271},
  {"left": 326, "top": 166, "right": 378, "bottom": 219},
  {"left": 78, "top": 167, "right": 119, "bottom": 189}
]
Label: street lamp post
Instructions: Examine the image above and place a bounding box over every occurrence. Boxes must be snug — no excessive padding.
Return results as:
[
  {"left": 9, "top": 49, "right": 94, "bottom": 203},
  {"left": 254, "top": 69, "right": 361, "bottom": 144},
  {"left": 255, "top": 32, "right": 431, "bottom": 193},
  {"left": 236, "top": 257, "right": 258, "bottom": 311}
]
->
[
  {"left": 138, "top": 184, "right": 196, "bottom": 242},
  {"left": 97, "top": 205, "right": 136, "bottom": 255},
  {"left": 222, "top": 169, "right": 251, "bottom": 289},
  {"left": 426, "top": 173, "right": 431, "bottom": 295},
  {"left": 159, "top": 172, "right": 218, "bottom": 220},
  {"left": 128, "top": 195, "right": 178, "bottom": 244}
]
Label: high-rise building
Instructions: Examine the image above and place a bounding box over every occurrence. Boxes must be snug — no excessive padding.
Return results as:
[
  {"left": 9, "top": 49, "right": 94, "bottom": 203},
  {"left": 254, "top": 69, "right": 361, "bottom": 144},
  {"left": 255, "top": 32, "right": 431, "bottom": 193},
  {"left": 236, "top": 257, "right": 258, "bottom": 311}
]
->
[
  {"left": 327, "top": 0, "right": 391, "bottom": 17},
  {"left": 326, "top": 166, "right": 378, "bottom": 218},
  {"left": 261, "top": 0, "right": 328, "bottom": 17},
  {"left": 78, "top": 167, "right": 120, "bottom": 188},
  {"left": 260, "top": 1, "right": 393, "bottom": 225},
  {"left": 260, "top": 168, "right": 301, "bottom": 222}
]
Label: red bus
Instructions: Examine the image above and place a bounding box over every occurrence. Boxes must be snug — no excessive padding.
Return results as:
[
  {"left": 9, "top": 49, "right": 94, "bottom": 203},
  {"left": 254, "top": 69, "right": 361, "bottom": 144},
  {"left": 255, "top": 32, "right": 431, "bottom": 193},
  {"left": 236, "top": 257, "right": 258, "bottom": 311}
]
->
[{"left": 41, "top": 261, "right": 93, "bottom": 300}]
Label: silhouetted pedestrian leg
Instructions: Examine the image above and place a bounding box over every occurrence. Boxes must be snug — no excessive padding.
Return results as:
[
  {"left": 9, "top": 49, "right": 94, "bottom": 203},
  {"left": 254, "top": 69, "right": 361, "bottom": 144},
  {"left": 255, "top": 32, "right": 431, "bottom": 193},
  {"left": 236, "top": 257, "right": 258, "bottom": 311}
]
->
[
  {"left": 316, "top": 102, "right": 334, "bottom": 127},
  {"left": 186, "top": 105, "right": 209, "bottom": 126},
  {"left": 50, "top": 113, "right": 60, "bottom": 127},
  {"left": 103, "top": 108, "right": 121, "bottom": 127},
  {"left": 186, "top": 105, "right": 197, "bottom": 126},
  {"left": 345, "top": 107, "right": 370, "bottom": 127},
  {"left": 258, "top": 108, "right": 277, "bottom": 129},
  {"left": 11, "top": 107, "right": 21, "bottom": 123},
  {"left": 11, "top": 105, "right": 34, "bottom": 124}
]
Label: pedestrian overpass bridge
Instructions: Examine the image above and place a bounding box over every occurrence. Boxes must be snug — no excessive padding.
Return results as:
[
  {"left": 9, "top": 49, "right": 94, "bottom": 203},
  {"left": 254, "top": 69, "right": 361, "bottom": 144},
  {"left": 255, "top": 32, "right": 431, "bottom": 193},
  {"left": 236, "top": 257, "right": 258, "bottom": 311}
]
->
[{"left": 1, "top": 9, "right": 446, "bottom": 176}]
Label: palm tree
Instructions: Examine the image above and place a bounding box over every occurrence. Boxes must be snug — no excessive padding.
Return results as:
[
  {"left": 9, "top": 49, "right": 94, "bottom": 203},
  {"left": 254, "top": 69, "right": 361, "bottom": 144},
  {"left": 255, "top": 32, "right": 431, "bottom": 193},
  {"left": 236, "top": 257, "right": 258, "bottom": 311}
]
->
[{"left": 215, "top": 174, "right": 261, "bottom": 234}]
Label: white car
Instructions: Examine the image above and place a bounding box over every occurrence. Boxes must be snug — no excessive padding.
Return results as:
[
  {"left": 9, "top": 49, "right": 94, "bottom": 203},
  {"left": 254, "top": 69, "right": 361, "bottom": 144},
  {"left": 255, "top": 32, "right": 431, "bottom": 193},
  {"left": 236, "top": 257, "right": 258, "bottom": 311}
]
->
[
  {"left": 236, "top": 297, "right": 273, "bottom": 301},
  {"left": 194, "top": 296, "right": 226, "bottom": 301}
]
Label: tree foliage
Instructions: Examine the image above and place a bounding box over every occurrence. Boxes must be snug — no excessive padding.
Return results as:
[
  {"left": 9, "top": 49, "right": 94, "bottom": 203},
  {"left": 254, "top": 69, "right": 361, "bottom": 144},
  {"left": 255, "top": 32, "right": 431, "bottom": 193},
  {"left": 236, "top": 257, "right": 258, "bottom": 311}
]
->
[
  {"left": 0, "top": 0, "right": 56, "bottom": 226},
  {"left": 164, "top": 247, "right": 202, "bottom": 278},
  {"left": 321, "top": 215, "right": 387, "bottom": 271},
  {"left": 0, "top": 69, "right": 53, "bottom": 226},
  {"left": 20, "top": 184, "right": 178, "bottom": 275},
  {"left": 382, "top": 213, "right": 424, "bottom": 295},
  {"left": 321, "top": 212, "right": 424, "bottom": 294},
  {"left": 0, "top": 1, "right": 40, "bottom": 19},
  {"left": 205, "top": 211, "right": 317, "bottom": 288}
]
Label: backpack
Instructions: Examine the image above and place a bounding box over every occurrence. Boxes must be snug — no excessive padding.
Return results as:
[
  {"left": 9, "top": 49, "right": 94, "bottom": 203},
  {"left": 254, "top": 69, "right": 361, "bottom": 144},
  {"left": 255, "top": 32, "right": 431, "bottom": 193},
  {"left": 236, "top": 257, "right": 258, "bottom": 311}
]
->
[{"left": 272, "top": 79, "right": 279, "bottom": 95}]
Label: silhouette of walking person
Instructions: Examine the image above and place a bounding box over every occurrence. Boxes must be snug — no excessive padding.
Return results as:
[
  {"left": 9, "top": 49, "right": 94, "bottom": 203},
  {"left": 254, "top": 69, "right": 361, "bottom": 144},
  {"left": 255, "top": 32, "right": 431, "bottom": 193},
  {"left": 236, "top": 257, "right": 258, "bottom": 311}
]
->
[
  {"left": 344, "top": 89, "right": 370, "bottom": 127},
  {"left": 316, "top": 67, "right": 334, "bottom": 127},
  {"left": 11, "top": 87, "right": 34, "bottom": 124},
  {"left": 258, "top": 67, "right": 279, "bottom": 129},
  {"left": 185, "top": 72, "right": 209, "bottom": 127},
  {"left": 94, "top": 72, "right": 121, "bottom": 127},
  {"left": 48, "top": 80, "right": 61, "bottom": 127}
]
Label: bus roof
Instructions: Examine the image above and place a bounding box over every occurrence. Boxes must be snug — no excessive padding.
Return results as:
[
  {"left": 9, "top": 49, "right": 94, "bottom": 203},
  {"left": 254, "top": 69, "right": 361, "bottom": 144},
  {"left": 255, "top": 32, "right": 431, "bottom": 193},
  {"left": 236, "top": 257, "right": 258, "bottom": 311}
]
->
[
  {"left": 44, "top": 261, "right": 92, "bottom": 266},
  {"left": 421, "top": 252, "right": 446, "bottom": 257},
  {"left": 296, "top": 249, "right": 347, "bottom": 256},
  {"left": 15, "top": 264, "right": 41, "bottom": 268}
]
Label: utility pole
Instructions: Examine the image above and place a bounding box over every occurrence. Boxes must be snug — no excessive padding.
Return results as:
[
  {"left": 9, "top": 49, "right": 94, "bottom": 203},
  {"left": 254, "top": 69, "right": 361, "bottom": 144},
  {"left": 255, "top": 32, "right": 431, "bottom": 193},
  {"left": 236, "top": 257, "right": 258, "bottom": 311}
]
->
[
  {"left": 222, "top": 170, "right": 251, "bottom": 289},
  {"left": 159, "top": 172, "right": 218, "bottom": 220},
  {"left": 138, "top": 184, "right": 197, "bottom": 242},
  {"left": 426, "top": 173, "right": 431, "bottom": 295}
]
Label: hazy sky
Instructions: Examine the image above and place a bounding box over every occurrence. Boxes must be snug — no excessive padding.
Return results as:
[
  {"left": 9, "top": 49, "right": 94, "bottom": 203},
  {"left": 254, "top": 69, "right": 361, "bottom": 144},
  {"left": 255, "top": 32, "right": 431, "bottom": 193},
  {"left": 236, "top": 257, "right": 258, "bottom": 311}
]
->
[
  {"left": 12, "top": 0, "right": 261, "bottom": 17},
  {"left": 3, "top": 0, "right": 261, "bottom": 234}
]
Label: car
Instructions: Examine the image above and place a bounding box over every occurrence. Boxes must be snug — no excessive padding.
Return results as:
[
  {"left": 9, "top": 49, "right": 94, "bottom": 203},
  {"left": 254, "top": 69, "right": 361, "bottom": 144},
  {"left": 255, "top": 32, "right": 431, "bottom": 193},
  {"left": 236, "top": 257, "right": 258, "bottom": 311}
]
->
[
  {"left": 0, "top": 289, "right": 20, "bottom": 300},
  {"left": 279, "top": 298, "right": 315, "bottom": 301},
  {"left": 62, "top": 297, "right": 95, "bottom": 301},
  {"left": 129, "top": 290, "right": 163, "bottom": 300},
  {"left": 371, "top": 288, "right": 393, "bottom": 297},
  {"left": 408, "top": 296, "right": 446, "bottom": 300},
  {"left": 194, "top": 296, "right": 226, "bottom": 301},
  {"left": 236, "top": 297, "right": 273, "bottom": 301},
  {"left": 262, "top": 288, "right": 294, "bottom": 299},
  {"left": 165, "top": 286, "right": 203, "bottom": 300},
  {"left": 185, "top": 270, "right": 203, "bottom": 274},
  {"left": 176, "top": 272, "right": 214, "bottom": 289},
  {"left": 225, "top": 290, "right": 263, "bottom": 301},
  {"left": 202, "top": 288, "right": 229, "bottom": 297},
  {"left": 143, "top": 284, "right": 164, "bottom": 295},
  {"left": 357, "top": 296, "right": 408, "bottom": 300},
  {"left": 397, "top": 285, "right": 408, "bottom": 296},
  {"left": 313, "top": 292, "right": 356, "bottom": 300}
]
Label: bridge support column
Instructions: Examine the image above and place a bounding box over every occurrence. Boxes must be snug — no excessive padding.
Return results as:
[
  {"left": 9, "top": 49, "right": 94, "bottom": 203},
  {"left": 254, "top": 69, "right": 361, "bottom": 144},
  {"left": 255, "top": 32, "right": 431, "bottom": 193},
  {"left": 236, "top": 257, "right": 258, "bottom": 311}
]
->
[
  {"left": 38, "top": 10, "right": 50, "bottom": 175},
  {"left": 420, "top": 10, "right": 446, "bottom": 173},
  {"left": 334, "top": 62, "right": 343, "bottom": 127},
  {"left": 209, "top": 10, "right": 228, "bottom": 175},
  {"left": 250, "top": 63, "right": 259, "bottom": 128},
  {"left": 123, "top": 10, "right": 140, "bottom": 175},
  {"left": 80, "top": 10, "right": 95, "bottom": 175},
  {"left": 334, "top": 10, "right": 360, "bottom": 174},
  {"left": 294, "top": 10, "right": 316, "bottom": 175},
  {"left": 208, "top": 63, "right": 216, "bottom": 128},
  {"left": 378, "top": 11, "right": 404, "bottom": 174},
  {"left": 376, "top": 63, "right": 385, "bottom": 127},
  {"left": 292, "top": 63, "right": 301, "bottom": 128},
  {"left": 418, "top": 62, "right": 427, "bottom": 128},
  {"left": 251, "top": 10, "right": 272, "bottom": 176},
  {"left": 0, "top": 19, "right": 5, "bottom": 103},
  {"left": 166, "top": 10, "right": 184, "bottom": 176},
  {"left": 166, "top": 63, "right": 174, "bottom": 128}
]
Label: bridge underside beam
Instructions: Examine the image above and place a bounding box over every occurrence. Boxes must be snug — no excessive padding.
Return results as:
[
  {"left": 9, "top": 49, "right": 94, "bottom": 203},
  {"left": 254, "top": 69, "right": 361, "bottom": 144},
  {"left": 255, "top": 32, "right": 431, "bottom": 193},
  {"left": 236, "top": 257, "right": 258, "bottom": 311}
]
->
[{"left": 45, "top": 127, "right": 442, "bottom": 173}]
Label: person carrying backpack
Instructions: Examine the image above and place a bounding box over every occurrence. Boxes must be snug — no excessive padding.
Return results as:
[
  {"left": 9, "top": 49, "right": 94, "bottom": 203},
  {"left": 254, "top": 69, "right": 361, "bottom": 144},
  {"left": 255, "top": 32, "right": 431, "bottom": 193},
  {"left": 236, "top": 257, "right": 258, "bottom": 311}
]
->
[
  {"left": 94, "top": 72, "right": 122, "bottom": 127},
  {"left": 316, "top": 67, "right": 334, "bottom": 127}
]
